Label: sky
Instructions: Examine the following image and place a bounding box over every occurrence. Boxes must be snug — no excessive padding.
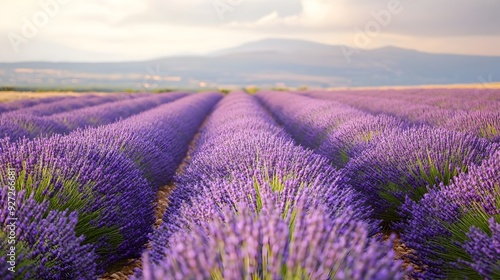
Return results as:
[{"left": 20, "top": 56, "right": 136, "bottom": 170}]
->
[{"left": 1, "top": 0, "right": 500, "bottom": 62}]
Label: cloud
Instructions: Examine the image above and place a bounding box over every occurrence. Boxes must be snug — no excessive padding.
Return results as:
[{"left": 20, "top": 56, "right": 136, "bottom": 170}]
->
[
  {"left": 113, "top": 0, "right": 303, "bottom": 26},
  {"left": 225, "top": 0, "right": 500, "bottom": 37},
  {"left": 1, "top": 0, "right": 500, "bottom": 62}
]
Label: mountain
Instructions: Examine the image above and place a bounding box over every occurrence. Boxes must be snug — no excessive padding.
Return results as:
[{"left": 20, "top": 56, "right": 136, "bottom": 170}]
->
[
  {"left": 209, "top": 38, "right": 342, "bottom": 56},
  {"left": 1, "top": 38, "right": 499, "bottom": 89}
]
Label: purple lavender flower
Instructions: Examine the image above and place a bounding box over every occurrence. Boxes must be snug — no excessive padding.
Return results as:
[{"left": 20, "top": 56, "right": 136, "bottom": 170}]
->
[
  {"left": 138, "top": 201, "right": 405, "bottom": 280},
  {"left": 256, "top": 91, "right": 367, "bottom": 151},
  {"left": 0, "top": 134, "right": 155, "bottom": 270},
  {"left": 0, "top": 92, "right": 222, "bottom": 274},
  {"left": 398, "top": 150, "right": 500, "bottom": 279},
  {"left": 460, "top": 218, "right": 500, "bottom": 279},
  {"left": 0, "top": 188, "right": 97, "bottom": 279},
  {"left": 50, "top": 92, "right": 186, "bottom": 132},
  {"left": 70, "top": 92, "right": 222, "bottom": 190},
  {"left": 344, "top": 126, "right": 496, "bottom": 222},
  {"left": 444, "top": 111, "right": 500, "bottom": 142}
]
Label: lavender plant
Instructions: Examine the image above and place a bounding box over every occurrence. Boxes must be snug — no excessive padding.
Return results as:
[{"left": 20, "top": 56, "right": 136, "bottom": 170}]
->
[
  {"left": 0, "top": 135, "right": 155, "bottom": 270},
  {"left": 139, "top": 200, "right": 405, "bottom": 280},
  {"left": 344, "top": 126, "right": 496, "bottom": 223},
  {"left": 304, "top": 89, "right": 500, "bottom": 141},
  {"left": 0, "top": 189, "right": 97, "bottom": 279},
  {"left": 398, "top": 150, "right": 500, "bottom": 279},
  {"left": 9, "top": 93, "right": 134, "bottom": 117}
]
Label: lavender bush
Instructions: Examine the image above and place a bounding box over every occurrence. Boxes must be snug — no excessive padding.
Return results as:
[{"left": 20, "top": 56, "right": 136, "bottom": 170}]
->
[
  {"left": 0, "top": 189, "right": 97, "bottom": 279},
  {"left": 344, "top": 126, "right": 496, "bottom": 222},
  {"left": 399, "top": 150, "right": 500, "bottom": 279},
  {"left": 139, "top": 200, "right": 405, "bottom": 280}
]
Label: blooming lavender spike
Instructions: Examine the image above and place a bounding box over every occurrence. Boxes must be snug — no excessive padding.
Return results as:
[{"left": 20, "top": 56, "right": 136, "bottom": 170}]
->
[
  {"left": 51, "top": 92, "right": 186, "bottom": 132},
  {"left": 399, "top": 150, "right": 500, "bottom": 279},
  {"left": 70, "top": 92, "right": 222, "bottom": 190},
  {"left": 0, "top": 134, "right": 156, "bottom": 270},
  {"left": 444, "top": 111, "right": 500, "bottom": 142},
  {"left": 137, "top": 200, "right": 406, "bottom": 280},
  {"left": 0, "top": 188, "right": 97, "bottom": 279},
  {"left": 344, "top": 126, "right": 496, "bottom": 222},
  {"left": 9, "top": 93, "right": 135, "bottom": 117},
  {"left": 460, "top": 218, "right": 500, "bottom": 279}
]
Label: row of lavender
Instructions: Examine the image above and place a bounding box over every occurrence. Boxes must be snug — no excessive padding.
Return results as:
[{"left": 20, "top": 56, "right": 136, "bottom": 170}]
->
[
  {"left": 0, "top": 96, "right": 75, "bottom": 114},
  {"left": 2, "top": 93, "right": 138, "bottom": 117},
  {"left": 302, "top": 89, "right": 500, "bottom": 142},
  {"left": 135, "top": 92, "right": 407, "bottom": 279},
  {"left": 257, "top": 91, "right": 499, "bottom": 279},
  {"left": 0, "top": 92, "right": 186, "bottom": 140},
  {"left": 0, "top": 93, "right": 222, "bottom": 279},
  {"left": 313, "top": 88, "right": 500, "bottom": 112}
]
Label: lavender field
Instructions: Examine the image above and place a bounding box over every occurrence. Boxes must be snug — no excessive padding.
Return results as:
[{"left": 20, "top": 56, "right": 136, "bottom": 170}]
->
[{"left": 1, "top": 89, "right": 499, "bottom": 280}]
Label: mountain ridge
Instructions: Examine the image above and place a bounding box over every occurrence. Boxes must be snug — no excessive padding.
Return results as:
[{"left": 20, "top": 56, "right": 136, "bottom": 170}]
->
[{"left": 1, "top": 38, "right": 499, "bottom": 88}]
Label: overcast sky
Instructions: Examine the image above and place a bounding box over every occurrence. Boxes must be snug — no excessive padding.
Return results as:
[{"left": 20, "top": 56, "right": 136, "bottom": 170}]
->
[{"left": 1, "top": 0, "right": 499, "bottom": 62}]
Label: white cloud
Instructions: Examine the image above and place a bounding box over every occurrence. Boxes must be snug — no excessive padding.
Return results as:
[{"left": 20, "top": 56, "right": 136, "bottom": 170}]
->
[{"left": 1, "top": 0, "right": 500, "bottom": 62}]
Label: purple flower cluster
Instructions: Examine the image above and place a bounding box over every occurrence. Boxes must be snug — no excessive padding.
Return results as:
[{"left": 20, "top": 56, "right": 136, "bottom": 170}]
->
[
  {"left": 1, "top": 134, "right": 155, "bottom": 270},
  {"left": 0, "top": 92, "right": 186, "bottom": 140},
  {"left": 138, "top": 92, "right": 405, "bottom": 279},
  {"left": 0, "top": 92, "right": 221, "bottom": 276},
  {"left": 258, "top": 91, "right": 367, "bottom": 148},
  {"left": 5, "top": 88, "right": 495, "bottom": 278},
  {"left": 166, "top": 92, "right": 373, "bottom": 231},
  {"left": 138, "top": 200, "right": 404, "bottom": 280},
  {"left": 461, "top": 219, "right": 500, "bottom": 279},
  {"left": 398, "top": 150, "right": 500, "bottom": 279},
  {"left": 318, "top": 114, "right": 407, "bottom": 167},
  {"left": 344, "top": 126, "right": 496, "bottom": 222},
  {"left": 0, "top": 188, "right": 96, "bottom": 279},
  {"left": 302, "top": 89, "right": 455, "bottom": 126},
  {"left": 0, "top": 115, "right": 66, "bottom": 140},
  {"left": 443, "top": 111, "right": 500, "bottom": 142}
]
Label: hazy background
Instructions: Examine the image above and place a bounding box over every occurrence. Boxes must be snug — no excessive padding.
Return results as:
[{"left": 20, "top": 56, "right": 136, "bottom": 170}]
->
[
  {"left": 2, "top": 0, "right": 500, "bottom": 62},
  {"left": 1, "top": 0, "right": 499, "bottom": 89}
]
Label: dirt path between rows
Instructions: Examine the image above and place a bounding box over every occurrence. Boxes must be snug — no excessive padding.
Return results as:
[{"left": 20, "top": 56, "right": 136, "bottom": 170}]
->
[
  {"left": 99, "top": 117, "right": 210, "bottom": 280},
  {"left": 382, "top": 233, "right": 423, "bottom": 280}
]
